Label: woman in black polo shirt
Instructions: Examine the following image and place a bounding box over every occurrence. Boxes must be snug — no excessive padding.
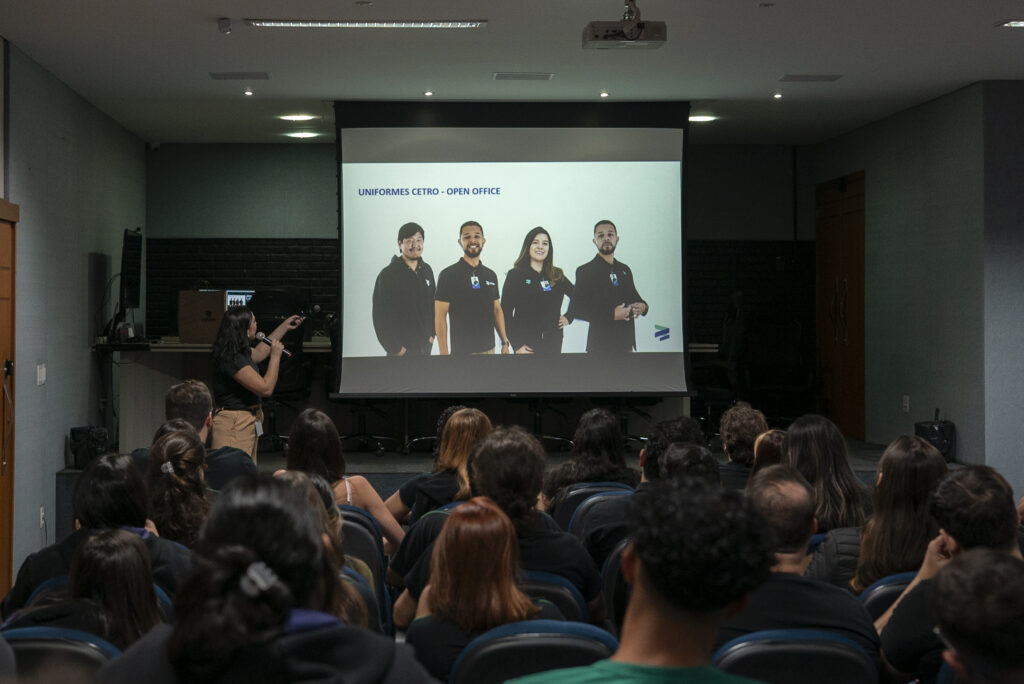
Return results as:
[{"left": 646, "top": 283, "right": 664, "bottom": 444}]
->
[{"left": 500, "top": 227, "right": 574, "bottom": 354}]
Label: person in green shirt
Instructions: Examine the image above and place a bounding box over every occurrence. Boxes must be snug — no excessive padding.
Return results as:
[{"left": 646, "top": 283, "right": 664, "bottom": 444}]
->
[{"left": 510, "top": 477, "right": 774, "bottom": 684}]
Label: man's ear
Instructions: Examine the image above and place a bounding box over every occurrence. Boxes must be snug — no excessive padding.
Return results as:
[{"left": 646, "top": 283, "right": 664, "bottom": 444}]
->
[
  {"left": 205, "top": 411, "right": 213, "bottom": 430},
  {"left": 621, "top": 542, "right": 638, "bottom": 585},
  {"left": 638, "top": 447, "right": 646, "bottom": 469}
]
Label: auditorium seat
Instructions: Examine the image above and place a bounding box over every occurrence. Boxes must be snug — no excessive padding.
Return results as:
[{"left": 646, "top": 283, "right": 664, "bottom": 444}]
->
[
  {"left": 2, "top": 626, "right": 120, "bottom": 679},
  {"left": 520, "top": 570, "right": 590, "bottom": 623},
  {"left": 339, "top": 505, "right": 392, "bottom": 633},
  {"left": 601, "top": 538, "right": 632, "bottom": 637},
  {"left": 551, "top": 482, "right": 635, "bottom": 530},
  {"left": 857, "top": 570, "right": 917, "bottom": 621},
  {"left": 567, "top": 489, "right": 634, "bottom": 540},
  {"left": 712, "top": 628, "right": 878, "bottom": 684}
]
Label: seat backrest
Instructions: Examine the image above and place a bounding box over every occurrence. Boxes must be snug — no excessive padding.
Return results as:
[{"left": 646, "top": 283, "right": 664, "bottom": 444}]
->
[
  {"left": 712, "top": 628, "right": 878, "bottom": 684},
  {"left": 520, "top": 570, "right": 589, "bottom": 622},
  {"left": 341, "top": 567, "right": 382, "bottom": 633},
  {"left": 807, "top": 533, "right": 826, "bottom": 554},
  {"left": 568, "top": 490, "right": 634, "bottom": 540},
  {"left": 858, "top": 571, "right": 917, "bottom": 621},
  {"left": 2, "top": 626, "right": 120, "bottom": 680},
  {"left": 449, "top": 619, "right": 618, "bottom": 684},
  {"left": 339, "top": 506, "right": 392, "bottom": 634},
  {"left": 601, "top": 537, "right": 632, "bottom": 637},
  {"left": 551, "top": 483, "right": 635, "bottom": 530},
  {"left": 25, "top": 574, "right": 70, "bottom": 607}
]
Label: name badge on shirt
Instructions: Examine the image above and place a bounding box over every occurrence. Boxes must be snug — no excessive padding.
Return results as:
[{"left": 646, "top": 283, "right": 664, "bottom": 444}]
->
[
  {"left": 541, "top": 280, "right": 552, "bottom": 292},
  {"left": 609, "top": 273, "right": 619, "bottom": 286},
  {"left": 470, "top": 275, "right": 480, "bottom": 289}
]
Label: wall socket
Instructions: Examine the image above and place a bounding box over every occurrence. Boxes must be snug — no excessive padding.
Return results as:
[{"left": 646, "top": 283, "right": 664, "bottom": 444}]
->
[
  {"left": 39, "top": 506, "right": 45, "bottom": 529},
  {"left": 902, "top": 394, "right": 911, "bottom": 413}
]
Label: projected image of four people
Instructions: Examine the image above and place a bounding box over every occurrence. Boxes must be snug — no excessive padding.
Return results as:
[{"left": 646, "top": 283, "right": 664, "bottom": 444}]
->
[{"left": 371, "top": 219, "right": 648, "bottom": 356}]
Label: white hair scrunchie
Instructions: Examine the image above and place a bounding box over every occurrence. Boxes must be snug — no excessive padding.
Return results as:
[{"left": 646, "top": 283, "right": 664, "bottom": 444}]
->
[{"left": 160, "top": 461, "right": 175, "bottom": 475}]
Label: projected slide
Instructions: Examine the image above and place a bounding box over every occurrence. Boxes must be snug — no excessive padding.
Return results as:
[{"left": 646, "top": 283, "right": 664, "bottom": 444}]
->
[{"left": 337, "top": 127, "right": 687, "bottom": 396}]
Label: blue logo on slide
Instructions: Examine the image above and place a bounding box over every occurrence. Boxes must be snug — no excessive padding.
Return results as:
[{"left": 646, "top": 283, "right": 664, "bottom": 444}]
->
[{"left": 654, "top": 325, "right": 670, "bottom": 342}]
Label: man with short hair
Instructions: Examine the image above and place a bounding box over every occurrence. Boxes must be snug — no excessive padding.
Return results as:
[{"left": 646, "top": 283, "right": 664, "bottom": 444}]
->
[
  {"left": 878, "top": 465, "right": 1024, "bottom": 684},
  {"left": 718, "top": 403, "right": 768, "bottom": 489},
  {"left": 511, "top": 476, "right": 773, "bottom": 683},
  {"left": 372, "top": 221, "right": 436, "bottom": 356},
  {"left": 132, "top": 379, "right": 255, "bottom": 490},
  {"left": 933, "top": 549, "right": 1024, "bottom": 684},
  {"left": 434, "top": 221, "right": 510, "bottom": 354},
  {"left": 568, "top": 220, "right": 647, "bottom": 353},
  {"left": 715, "top": 465, "right": 880, "bottom": 662}
]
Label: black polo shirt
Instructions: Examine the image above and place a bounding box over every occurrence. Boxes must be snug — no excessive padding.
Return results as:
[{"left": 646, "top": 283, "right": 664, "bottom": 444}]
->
[{"left": 435, "top": 258, "right": 500, "bottom": 354}]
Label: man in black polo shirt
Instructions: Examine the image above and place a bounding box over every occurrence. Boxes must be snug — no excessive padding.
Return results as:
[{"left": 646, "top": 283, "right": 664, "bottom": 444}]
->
[
  {"left": 372, "top": 221, "right": 436, "bottom": 356},
  {"left": 434, "top": 220, "right": 510, "bottom": 355},
  {"left": 568, "top": 219, "right": 647, "bottom": 353}
]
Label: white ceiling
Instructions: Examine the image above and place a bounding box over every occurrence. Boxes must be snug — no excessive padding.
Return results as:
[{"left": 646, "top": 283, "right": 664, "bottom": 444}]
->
[{"left": 1, "top": 0, "right": 1022, "bottom": 145}]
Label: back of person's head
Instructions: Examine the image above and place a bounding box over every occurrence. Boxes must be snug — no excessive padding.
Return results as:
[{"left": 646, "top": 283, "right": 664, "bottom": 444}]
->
[
  {"left": 211, "top": 305, "right": 254, "bottom": 365},
  {"left": 748, "top": 429, "right": 786, "bottom": 484},
  {"left": 433, "top": 404, "right": 468, "bottom": 459},
  {"left": 429, "top": 497, "right": 537, "bottom": 634},
  {"left": 853, "top": 435, "right": 948, "bottom": 591},
  {"left": 438, "top": 408, "right": 492, "bottom": 500},
  {"left": 782, "top": 414, "right": 866, "bottom": 530},
  {"left": 930, "top": 466, "right": 1018, "bottom": 551},
  {"left": 659, "top": 443, "right": 721, "bottom": 485},
  {"left": 73, "top": 453, "right": 148, "bottom": 529},
  {"left": 720, "top": 403, "right": 769, "bottom": 467},
  {"left": 146, "top": 430, "right": 210, "bottom": 546},
  {"left": 643, "top": 416, "right": 705, "bottom": 480},
  {"left": 748, "top": 465, "right": 816, "bottom": 555},
  {"left": 626, "top": 476, "right": 772, "bottom": 615},
  {"left": 286, "top": 408, "right": 345, "bottom": 483},
  {"left": 169, "top": 474, "right": 336, "bottom": 681},
  {"left": 572, "top": 408, "right": 626, "bottom": 468},
  {"left": 69, "top": 529, "right": 161, "bottom": 649},
  {"left": 935, "top": 549, "right": 1024, "bottom": 684},
  {"left": 467, "top": 426, "right": 545, "bottom": 534},
  {"left": 165, "top": 380, "right": 213, "bottom": 432},
  {"left": 151, "top": 418, "right": 198, "bottom": 446}
]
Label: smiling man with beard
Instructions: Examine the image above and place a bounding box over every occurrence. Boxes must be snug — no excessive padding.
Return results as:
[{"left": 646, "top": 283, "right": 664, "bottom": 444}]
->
[
  {"left": 568, "top": 220, "right": 648, "bottom": 353},
  {"left": 434, "top": 220, "right": 511, "bottom": 355},
  {"left": 372, "top": 222, "right": 436, "bottom": 356}
]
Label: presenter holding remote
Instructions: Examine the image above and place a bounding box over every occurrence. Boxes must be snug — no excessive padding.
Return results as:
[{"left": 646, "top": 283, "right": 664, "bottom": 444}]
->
[
  {"left": 568, "top": 219, "right": 648, "bottom": 353},
  {"left": 434, "top": 221, "right": 510, "bottom": 355},
  {"left": 210, "top": 306, "right": 305, "bottom": 461},
  {"left": 372, "top": 222, "right": 436, "bottom": 356},
  {"left": 500, "top": 227, "right": 574, "bottom": 354}
]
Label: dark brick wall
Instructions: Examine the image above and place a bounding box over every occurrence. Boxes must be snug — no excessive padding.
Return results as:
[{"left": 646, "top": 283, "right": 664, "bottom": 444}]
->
[{"left": 146, "top": 238, "right": 339, "bottom": 337}]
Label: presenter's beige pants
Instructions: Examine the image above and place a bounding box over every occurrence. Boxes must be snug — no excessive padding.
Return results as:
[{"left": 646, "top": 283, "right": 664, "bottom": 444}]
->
[{"left": 212, "top": 407, "right": 262, "bottom": 464}]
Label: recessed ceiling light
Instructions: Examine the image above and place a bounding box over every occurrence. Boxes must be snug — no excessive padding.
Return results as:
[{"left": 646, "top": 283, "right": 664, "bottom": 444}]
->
[
  {"left": 424, "top": 90, "right": 433, "bottom": 97},
  {"left": 600, "top": 91, "right": 609, "bottom": 98},
  {"left": 246, "top": 19, "right": 486, "bottom": 29},
  {"left": 689, "top": 115, "right": 717, "bottom": 122},
  {"left": 280, "top": 114, "right": 316, "bottom": 121},
  {"left": 285, "top": 132, "right": 320, "bottom": 139},
  {"left": 773, "top": 92, "right": 783, "bottom": 99},
  {"left": 244, "top": 87, "right": 254, "bottom": 97},
  {"left": 997, "top": 19, "right": 1024, "bottom": 27}
]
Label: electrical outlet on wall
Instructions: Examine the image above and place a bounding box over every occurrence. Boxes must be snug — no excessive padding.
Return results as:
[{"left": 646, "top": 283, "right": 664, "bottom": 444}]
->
[
  {"left": 902, "top": 394, "right": 910, "bottom": 413},
  {"left": 39, "top": 506, "right": 45, "bottom": 529}
]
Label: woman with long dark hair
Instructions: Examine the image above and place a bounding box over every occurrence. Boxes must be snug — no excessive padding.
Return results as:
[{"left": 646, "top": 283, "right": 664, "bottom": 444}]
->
[
  {"left": 386, "top": 407, "right": 492, "bottom": 525},
  {"left": 146, "top": 430, "right": 210, "bottom": 548},
  {"left": 500, "top": 227, "right": 574, "bottom": 354},
  {"left": 284, "top": 408, "right": 404, "bottom": 549},
  {"left": 405, "top": 497, "right": 561, "bottom": 680},
  {"left": 209, "top": 306, "right": 303, "bottom": 462},
  {"left": 99, "top": 474, "right": 433, "bottom": 684},
  {"left": 782, "top": 414, "right": 870, "bottom": 532},
  {"left": 541, "top": 408, "right": 639, "bottom": 511},
  {"left": 746, "top": 428, "right": 786, "bottom": 487}
]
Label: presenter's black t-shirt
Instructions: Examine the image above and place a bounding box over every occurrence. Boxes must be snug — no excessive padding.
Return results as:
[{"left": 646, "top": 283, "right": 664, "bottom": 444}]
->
[
  {"left": 435, "top": 259, "right": 499, "bottom": 354},
  {"left": 212, "top": 351, "right": 259, "bottom": 410}
]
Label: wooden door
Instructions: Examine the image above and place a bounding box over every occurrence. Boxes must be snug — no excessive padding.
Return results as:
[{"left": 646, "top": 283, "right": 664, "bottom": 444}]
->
[
  {"left": 815, "top": 173, "right": 865, "bottom": 439},
  {"left": 0, "top": 198, "right": 17, "bottom": 594}
]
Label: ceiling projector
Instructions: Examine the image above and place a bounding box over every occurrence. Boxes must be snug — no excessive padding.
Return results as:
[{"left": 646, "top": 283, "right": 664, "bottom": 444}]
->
[{"left": 582, "top": 19, "right": 667, "bottom": 49}]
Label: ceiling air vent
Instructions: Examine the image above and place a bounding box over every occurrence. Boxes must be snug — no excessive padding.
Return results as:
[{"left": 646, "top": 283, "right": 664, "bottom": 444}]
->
[
  {"left": 492, "top": 72, "right": 555, "bottom": 81},
  {"left": 209, "top": 72, "right": 271, "bottom": 80},
  {"left": 779, "top": 74, "right": 842, "bottom": 82}
]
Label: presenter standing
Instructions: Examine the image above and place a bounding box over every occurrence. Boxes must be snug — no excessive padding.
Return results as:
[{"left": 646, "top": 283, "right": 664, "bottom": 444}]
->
[
  {"left": 210, "top": 306, "right": 304, "bottom": 462},
  {"left": 434, "top": 221, "right": 510, "bottom": 355},
  {"left": 568, "top": 220, "right": 648, "bottom": 353},
  {"left": 500, "top": 227, "right": 574, "bottom": 354},
  {"left": 372, "top": 222, "right": 436, "bottom": 356}
]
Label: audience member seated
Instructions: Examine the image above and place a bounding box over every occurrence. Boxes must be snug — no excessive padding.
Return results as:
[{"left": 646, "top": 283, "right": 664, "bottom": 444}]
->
[
  {"left": 577, "top": 416, "right": 702, "bottom": 569},
  {"left": 878, "top": 466, "right": 1023, "bottom": 684},
  {"left": 146, "top": 430, "right": 211, "bottom": 548},
  {"left": 385, "top": 407, "right": 492, "bottom": 526},
  {"left": 98, "top": 474, "right": 433, "bottom": 684},
  {"left": 510, "top": 476, "right": 774, "bottom": 683},
  {"left": 715, "top": 465, "right": 880, "bottom": 663},
  {"left": 405, "top": 497, "right": 564, "bottom": 680},
  {"left": 541, "top": 408, "right": 640, "bottom": 512},
  {"left": 659, "top": 443, "right": 721, "bottom": 485},
  {"left": 933, "top": 549, "right": 1024, "bottom": 684},
  {"left": 1, "top": 454, "right": 192, "bottom": 619},
  {"left": 781, "top": 414, "right": 870, "bottom": 532},
  {"left": 746, "top": 428, "right": 785, "bottom": 486},
  {"left": 1, "top": 529, "right": 163, "bottom": 650},
  {"left": 282, "top": 407, "right": 404, "bottom": 550},
  {"left": 805, "top": 435, "right": 947, "bottom": 591},
  {"left": 393, "top": 426, "right": 605, "bottom": 628},
  {"left": 718, "top": 403, "right": 768, "bottom": 490},
  {"left": 131, "top": 380, "right": 255, "bottom": 491}
]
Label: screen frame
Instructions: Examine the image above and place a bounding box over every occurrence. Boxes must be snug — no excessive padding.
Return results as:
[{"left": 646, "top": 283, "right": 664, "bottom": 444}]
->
[{"left": 331, "top": 100, "right": 693, "bottom": 399}]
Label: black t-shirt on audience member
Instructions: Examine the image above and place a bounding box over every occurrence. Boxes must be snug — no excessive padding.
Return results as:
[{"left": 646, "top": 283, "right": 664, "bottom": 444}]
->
[
  {"left": 718, "top": 462, "right": 751, "bottom": 491},
  {"left": 397, "top": 470, "right": 460, "bottom": 525},
  {"left": 879, "top": 579, "right": 943, "bottom": 684},
  {"left": 406, "top": 601, "right": 564, "bottom": 681},
  {"left": 435, "top": 258, "right": 500, "bottom": 354},
  {"left": 131, "top": 445, "right": 256, "bottom": 491},
  {"left": 390, "top": 510, "right": 449, "bottom": 582}
]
